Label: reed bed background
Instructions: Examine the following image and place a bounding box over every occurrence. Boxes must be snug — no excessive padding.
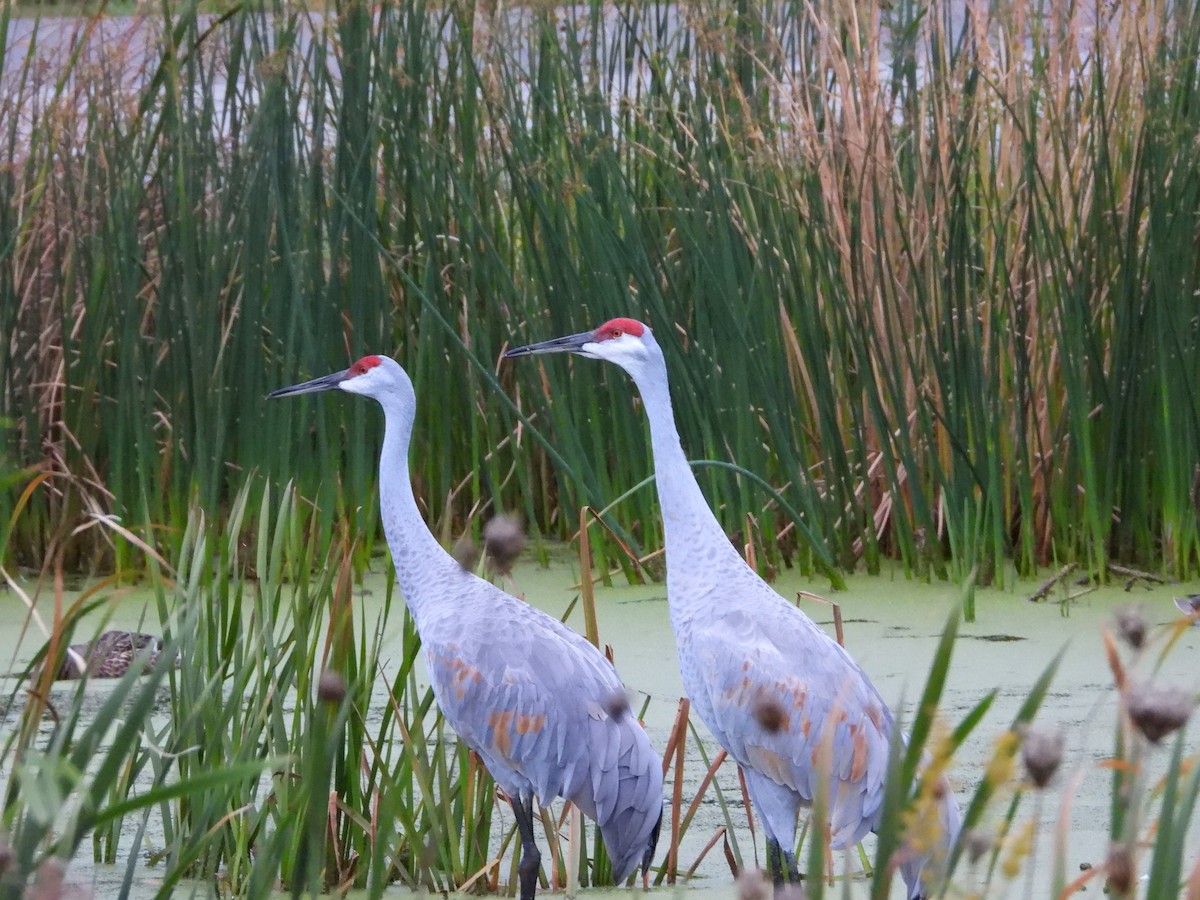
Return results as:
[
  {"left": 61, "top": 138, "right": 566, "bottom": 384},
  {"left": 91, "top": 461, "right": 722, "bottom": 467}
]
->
[
  {"left": 1, "top": 0, "right": 1197, "bottom": 584},
  {"left": 4, "top": 493, "right": 1198, "bottom": 899},
  {"left": 4, "top": 2, "right": 1200, "bottom": 896}
]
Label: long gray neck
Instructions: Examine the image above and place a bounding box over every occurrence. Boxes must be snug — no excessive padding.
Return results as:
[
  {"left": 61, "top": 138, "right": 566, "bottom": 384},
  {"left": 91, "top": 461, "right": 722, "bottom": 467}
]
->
[
  {"left": 625, "top": 353, "right": 749, "bottom": 597},
  {"left": 377, "top": 396, "right": 462, "bottom": 624}
]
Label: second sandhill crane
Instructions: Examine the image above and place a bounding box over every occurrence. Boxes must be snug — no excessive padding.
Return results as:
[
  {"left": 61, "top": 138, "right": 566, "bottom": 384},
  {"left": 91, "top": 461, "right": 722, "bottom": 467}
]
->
[
  {"left": 270, "top": 354, "right": 663, "bottom": 900},
  {"left": 507, "top": 318, "right": 960, "bottom": 898}
]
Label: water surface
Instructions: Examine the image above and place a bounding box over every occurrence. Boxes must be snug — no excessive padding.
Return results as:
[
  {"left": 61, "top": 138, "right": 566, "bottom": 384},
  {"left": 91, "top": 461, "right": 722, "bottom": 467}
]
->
[{"left": 2, "top": 556, "right": 1197, "bottom": 897}]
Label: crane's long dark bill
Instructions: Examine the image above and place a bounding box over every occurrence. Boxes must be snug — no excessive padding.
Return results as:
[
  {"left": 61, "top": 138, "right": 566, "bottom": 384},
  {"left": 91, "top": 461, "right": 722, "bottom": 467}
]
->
[
  {"left": 504, "top": 331, "right": 593, "bottom": 358},
  {"left": 267, "top": 369, "right": 348, "bottom": 398}
]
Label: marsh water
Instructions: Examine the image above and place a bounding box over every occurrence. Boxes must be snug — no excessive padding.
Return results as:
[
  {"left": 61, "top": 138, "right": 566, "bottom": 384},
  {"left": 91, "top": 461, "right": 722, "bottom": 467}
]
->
[{"left": 3, "top": 553, "right": 1199, "bottom": 898}]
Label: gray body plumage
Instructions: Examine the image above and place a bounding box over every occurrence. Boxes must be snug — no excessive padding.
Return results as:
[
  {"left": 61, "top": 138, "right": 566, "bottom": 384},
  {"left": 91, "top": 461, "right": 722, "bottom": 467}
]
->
[
  {"left": 671, "top": 564, "right": 893, "bottom": 852},
  {"left": 635, "top": 330, "right": 958, "bottom": 897},
  {"left": 412, "top": 560, "right": 662, "bottom": 880},
  {"left": 669, "top": 539, "right": 959, "bottom": 896},
  {"left": 506, "top": 321, "right": 960, "bottom": 898},
  {"left": 635, "top": 340, "right": 922, "bottom": 866},
  {"left": 270, "top": 356, "right": 662, "bottom": 888},
  {"left": 1175, "top": 594, "right": 1200, "bottom": 622}
]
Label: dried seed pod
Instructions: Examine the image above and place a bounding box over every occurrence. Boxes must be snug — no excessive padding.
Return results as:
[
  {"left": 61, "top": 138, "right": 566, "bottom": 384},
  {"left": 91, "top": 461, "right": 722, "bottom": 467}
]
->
[
  {"left": 451, "top": 535, "right": 480, "bottom": 572},
  {"left": 1114, "top": 606, "right": 1146, "bottom": 650},
  {"left": 963, "top": 828, "right": 993, "bottom": 864},
  {"left": 752, "top": 695, "right": 789, "bottom": 734},
  {"left": 1126, "top": 682, "right": 1194, "bottom": 744},
  {"left": 735, "top": 870, "right": 770, "bottom": 900},
  {"left": 317, "top": 669, "right": 347, "bottom": 704},
  {"left": 31, "top": 858, "right": 66, "bottom": 900},
  {"left": 1019, "top": 724, "right": 1064, "bottom": 788},
  {"left": 1105, "top": 845, "right": 1135, "bottom": 895},
  {"left": 603, "top": 690, "right": 631, "bottom": 722},
  {"left": 483, "top": 513, "right": 527, "bottom": 575}
]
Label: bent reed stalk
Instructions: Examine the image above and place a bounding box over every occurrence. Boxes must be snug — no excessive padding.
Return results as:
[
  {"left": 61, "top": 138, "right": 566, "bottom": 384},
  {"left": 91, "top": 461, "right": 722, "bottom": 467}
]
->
[
  {"left": 0, "top": 2, "right": 1198, "bottom": 582},
  {"left": 2, "top": 3, "right": 1200, "bottom": 893},
  {"left": 5, "top": 489, "right": 1199, "bottom": 898},
  {"left": 0, "top": 483, "right": 952, "bottom": 897}
]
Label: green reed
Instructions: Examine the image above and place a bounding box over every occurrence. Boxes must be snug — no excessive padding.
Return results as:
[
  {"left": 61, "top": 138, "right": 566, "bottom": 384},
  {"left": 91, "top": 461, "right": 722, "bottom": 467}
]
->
[
  {"left": 1, "top": 482, "right": 688, "bottom": 897},
  {"left": 6, "top": 478, "right": 1200, "bottom": 897},
  {"left": 1, "top": 2, "right": 1199, "bottom": 583},
  {"left": 3, "top": 4, "right": 1200, "bottom": 889}
]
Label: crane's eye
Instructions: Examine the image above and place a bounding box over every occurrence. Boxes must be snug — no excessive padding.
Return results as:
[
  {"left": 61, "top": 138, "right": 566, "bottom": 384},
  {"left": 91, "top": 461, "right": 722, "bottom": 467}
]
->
[
  {"left": 611, "top": 329, "right": 623, "bottom": 338},
  {"left": 350, "top": 355, "right": 383, "bottom": 376}
]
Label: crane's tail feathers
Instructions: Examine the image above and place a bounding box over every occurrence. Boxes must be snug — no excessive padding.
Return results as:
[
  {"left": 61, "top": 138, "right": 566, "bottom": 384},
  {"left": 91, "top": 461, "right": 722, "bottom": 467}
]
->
[
  {"left": 897, "top": 773, "right": 962, "bottom": 899},
  {"left": 642, "top": 804, "right": 663, "bottom": 874},
  {"left": 600, "top": 785, "right": 664, "bottom": 882},
  {"left": 588, "top": 719, "right": 665, "bottom": 884}
]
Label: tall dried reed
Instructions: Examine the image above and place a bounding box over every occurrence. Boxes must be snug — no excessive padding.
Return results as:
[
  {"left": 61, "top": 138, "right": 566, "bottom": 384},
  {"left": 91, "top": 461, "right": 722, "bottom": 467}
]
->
[{"left": 2, "top": 0, "right": 1197, "bottom": 582}]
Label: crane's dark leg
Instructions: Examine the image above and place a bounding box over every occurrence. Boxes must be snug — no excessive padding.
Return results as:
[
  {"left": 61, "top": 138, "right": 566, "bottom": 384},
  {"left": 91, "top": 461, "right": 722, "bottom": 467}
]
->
[
  {"left": 642, "top": 805, "right": 664, "bottom": 877},
  {"left": 510, "top": 793, "right": 541, "bottom": 900},
  {"left": 766, "top": 838, "right": 783, "bottom": 887},
  {"left": 766, "top": 839, "right": 801, "bottom": 894},
  {"left": 781, "top": 848, "right": 800, "bottom": 884}
]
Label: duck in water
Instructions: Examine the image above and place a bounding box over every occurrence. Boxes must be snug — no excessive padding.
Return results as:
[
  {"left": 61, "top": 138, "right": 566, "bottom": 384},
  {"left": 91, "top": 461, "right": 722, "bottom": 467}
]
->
[{"left": 54, "top": 631, "right": 169, "bottom": 680}]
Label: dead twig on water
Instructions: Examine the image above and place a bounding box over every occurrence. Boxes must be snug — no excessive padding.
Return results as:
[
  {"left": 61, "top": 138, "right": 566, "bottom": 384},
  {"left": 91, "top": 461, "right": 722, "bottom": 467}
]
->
[
  {"left": 1065, "top": 586, "right": 1098, "bottom": 604},
  {"left": 798, "top": 591, "right": 844, "bottom": 647},
  {"left": 1107, "top": 564, "right": 1169, "bottom": 591},
  {"left": 1028, "top": 563, "right": 1079, "bottom": 602}
]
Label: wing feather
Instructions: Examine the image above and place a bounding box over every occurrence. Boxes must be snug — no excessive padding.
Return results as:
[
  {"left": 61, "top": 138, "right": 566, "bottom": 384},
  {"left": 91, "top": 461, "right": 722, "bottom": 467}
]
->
[
  {"left": 686, "top": 604, "right": 893, "bottom": 849},
  {"left": 421, "top": 578, "right": 662, "bottom": 878}
]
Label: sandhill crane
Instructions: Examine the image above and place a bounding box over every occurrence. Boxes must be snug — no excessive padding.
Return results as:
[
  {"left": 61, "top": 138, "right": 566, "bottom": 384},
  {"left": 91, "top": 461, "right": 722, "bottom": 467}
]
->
[
  {"left": 506, "top": 318, "right": 960, "bottom": 898},
  {"left": 269, "top": 355, "right": 663, "bottom": 900}
]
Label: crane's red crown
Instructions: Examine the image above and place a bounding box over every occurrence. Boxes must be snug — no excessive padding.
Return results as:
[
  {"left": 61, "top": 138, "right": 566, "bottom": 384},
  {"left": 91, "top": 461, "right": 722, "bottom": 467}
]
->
[
  {"left": 350, "top": 355, "right": 383, "bottom": 376},
  {"left": 594, "top": 318, "right": 645, "bottom": 341}
]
